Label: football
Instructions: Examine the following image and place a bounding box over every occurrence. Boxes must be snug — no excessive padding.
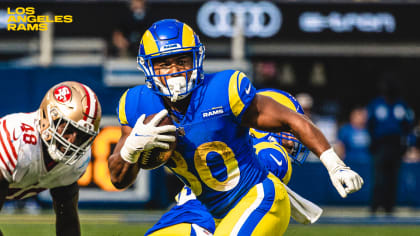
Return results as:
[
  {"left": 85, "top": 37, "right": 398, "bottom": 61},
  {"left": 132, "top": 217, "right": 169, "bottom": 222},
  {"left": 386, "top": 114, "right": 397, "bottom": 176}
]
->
[{"left": 138, "top": 113, "right": 176, "bottom": 170}]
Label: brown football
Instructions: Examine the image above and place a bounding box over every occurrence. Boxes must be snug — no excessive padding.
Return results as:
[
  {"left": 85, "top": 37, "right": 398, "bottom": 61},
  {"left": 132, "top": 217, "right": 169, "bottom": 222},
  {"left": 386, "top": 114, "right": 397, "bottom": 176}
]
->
[{"left": 138, "top": 113, "right": 176, "bottom": 170}]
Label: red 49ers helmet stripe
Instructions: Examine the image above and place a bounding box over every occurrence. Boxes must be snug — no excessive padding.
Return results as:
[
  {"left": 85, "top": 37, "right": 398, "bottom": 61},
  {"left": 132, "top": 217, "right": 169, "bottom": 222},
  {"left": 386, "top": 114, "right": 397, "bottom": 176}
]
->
[{"left": 80, "top": 83, "right": 99, "bottom": 125}]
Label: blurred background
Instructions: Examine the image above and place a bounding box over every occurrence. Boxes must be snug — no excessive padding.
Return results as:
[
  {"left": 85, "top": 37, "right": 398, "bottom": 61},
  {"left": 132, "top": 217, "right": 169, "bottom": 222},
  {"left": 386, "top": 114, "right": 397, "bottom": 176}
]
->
[{"left": 1, "top": 0, "right": 420, "bottom": 231}]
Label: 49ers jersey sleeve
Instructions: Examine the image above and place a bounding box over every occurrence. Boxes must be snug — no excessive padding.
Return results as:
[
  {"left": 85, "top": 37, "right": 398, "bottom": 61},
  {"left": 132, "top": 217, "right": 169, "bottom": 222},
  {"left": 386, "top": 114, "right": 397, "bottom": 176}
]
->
[{"left": 0, "top": 113, "right": 33, "bottom": 182}]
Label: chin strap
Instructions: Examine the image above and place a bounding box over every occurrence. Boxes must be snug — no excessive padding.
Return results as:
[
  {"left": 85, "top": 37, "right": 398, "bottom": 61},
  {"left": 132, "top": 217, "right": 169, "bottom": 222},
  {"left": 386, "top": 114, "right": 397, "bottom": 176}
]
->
[
  {"left": 157, "top": 76, "right": 194, "bottom": 102},
  {"left": 168, "top": 78, "right": 182, "bottom": 102},
  {"left": 153, "top": 69, "right": 199, "bottom": 102}
]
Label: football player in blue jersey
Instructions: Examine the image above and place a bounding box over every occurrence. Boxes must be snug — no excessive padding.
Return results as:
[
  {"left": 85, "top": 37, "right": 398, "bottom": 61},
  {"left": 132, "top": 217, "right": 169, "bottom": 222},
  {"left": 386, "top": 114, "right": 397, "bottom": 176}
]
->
[
  {"left": 108, "top": 19, "right": 363, "bottom": 235},
  {"left": 144, "top": 89, "right": 314, "bottom": 236}
]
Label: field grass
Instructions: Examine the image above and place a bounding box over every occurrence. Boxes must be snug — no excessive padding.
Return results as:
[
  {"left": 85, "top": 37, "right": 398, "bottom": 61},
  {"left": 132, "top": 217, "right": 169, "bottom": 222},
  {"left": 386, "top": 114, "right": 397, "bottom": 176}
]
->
[
  {"left": 1, "top": 212, "right": 420, "bottom": 236},
  {"left": 286, "top": 225, "right": 420, "bottom": 236},
  {"left": 2, "top": 223, "right": 420, "bottom": 236},
  {"left": 0, "top": 212, "right": 155, "bottom": 236},
  {"left": 0, "top": 223, "right": 154, "bottom": 236}
]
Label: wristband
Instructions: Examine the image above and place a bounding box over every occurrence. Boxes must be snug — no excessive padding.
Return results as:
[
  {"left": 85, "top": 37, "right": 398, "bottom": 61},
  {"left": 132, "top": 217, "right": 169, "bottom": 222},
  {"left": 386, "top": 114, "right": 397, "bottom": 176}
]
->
[{"left": 319, "top": 148, "right": 346, "bottom": 172}]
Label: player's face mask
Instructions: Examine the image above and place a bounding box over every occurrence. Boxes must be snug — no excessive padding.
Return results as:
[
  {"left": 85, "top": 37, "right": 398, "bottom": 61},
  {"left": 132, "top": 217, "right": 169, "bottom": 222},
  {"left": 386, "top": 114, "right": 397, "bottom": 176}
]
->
[
  {"left": 151, "top": 54, "right": 197, "bottom": 102},
  {"left": 156, "top": 74, "right": 194, "bottom": 102},
  {"left": 43, "top": 110, "right": 97, "bottom": 165}
]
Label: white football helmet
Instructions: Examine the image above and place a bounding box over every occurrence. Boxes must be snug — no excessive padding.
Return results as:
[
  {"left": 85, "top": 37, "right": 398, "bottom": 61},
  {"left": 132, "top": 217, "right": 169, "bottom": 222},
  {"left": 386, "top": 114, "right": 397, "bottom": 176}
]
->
[{"left": 38, "top": 81, "right": 102, "bottom": 165}]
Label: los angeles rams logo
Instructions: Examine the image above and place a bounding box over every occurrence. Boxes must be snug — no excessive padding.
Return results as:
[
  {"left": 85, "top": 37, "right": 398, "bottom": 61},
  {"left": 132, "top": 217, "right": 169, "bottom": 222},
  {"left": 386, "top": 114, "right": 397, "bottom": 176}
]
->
[
  {"left": 53, "top": 85, "right": 72, "bottom": 103},
  {"left": 202, "top": 107, "right": 225, "bottom": 119}
]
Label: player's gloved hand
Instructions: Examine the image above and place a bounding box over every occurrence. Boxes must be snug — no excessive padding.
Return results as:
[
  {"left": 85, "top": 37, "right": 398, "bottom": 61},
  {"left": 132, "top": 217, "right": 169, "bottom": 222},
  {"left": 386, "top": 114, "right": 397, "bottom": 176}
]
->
[
  {"left": 120, "top": 109, "right": 176, "bottom": 163},
  {"left": 320, "top": 148, "right": 364, "bottom": 198}
]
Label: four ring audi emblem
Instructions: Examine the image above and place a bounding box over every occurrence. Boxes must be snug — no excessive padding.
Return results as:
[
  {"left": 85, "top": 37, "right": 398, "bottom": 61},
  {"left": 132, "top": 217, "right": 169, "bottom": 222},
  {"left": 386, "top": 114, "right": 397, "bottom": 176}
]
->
[{"left": 197, "top": 1, "right": 282, "bottom": 38}]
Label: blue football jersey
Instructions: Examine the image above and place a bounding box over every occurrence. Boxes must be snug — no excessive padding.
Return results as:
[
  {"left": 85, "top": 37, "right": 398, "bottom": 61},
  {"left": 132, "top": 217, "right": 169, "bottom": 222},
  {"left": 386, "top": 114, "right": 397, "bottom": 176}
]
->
[{"left": 118, "top": 70, "right": 268, "bottom": 218}]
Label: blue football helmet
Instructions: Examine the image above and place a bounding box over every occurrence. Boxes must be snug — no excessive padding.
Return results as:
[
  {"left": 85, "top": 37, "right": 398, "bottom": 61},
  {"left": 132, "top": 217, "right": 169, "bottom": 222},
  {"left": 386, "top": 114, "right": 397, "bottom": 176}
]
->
[
  {"left": 250, "top": 89, "right": 310, "bottom": 165},
  {"left": 137, "top": 19, "right": 205, "bottom": 102}
]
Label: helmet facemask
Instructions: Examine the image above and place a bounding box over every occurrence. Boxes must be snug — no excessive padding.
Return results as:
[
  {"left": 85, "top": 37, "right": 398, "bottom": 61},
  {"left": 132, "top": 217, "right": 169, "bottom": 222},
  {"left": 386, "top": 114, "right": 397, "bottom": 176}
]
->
[
  {"left": 41, "top": 105, "right": 98, "bottom": 165},
  {"left": 269, "top": 132, "right": 310, "bottom": 165},
  {"left": 138, "top": 46, "right": 205, "bottom": 102}
]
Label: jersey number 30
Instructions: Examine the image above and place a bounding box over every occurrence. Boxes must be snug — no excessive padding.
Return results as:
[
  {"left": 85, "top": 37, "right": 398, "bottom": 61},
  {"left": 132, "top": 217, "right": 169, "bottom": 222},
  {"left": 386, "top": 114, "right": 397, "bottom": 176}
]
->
[{"left": 170, "top": 141, "right": 240, "bottom": 196}]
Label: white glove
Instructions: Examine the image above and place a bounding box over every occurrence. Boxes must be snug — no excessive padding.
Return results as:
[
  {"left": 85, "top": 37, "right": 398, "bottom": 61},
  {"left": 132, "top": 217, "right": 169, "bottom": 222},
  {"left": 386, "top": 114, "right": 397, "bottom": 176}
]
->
[
  {"left": 320, "top": 148, "right": 364, "bottom": 198},
  {"left": 120, "top": 109, "right": 176, "bottom": 163}
]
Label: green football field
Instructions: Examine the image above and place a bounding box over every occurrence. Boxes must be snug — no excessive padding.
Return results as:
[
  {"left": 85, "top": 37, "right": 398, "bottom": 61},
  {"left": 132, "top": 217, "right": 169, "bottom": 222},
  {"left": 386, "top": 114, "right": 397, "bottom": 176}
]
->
[{"left": 1, "top": 212, "right": 420, "bottom": 236}]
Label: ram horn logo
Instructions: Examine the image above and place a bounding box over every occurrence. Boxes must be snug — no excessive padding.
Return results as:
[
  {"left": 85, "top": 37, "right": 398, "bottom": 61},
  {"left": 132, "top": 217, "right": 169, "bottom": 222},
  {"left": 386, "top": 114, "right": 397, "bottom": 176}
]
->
[{"left": 197, "top": 1, "right": 282, "bottom": 38}]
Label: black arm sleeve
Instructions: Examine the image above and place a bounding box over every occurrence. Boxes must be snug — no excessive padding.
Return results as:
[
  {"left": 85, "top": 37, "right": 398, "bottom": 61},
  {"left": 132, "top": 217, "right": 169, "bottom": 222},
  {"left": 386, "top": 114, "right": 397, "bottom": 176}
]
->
[{"left": 50, "top": 182, "right": 79, "bottom": 202}]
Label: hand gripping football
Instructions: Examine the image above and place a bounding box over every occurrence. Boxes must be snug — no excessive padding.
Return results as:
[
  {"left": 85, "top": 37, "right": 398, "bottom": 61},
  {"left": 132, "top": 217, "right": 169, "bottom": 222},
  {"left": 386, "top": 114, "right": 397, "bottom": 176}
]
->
[{"left": 138, "top": 113, "right": 176, "bottom": 169}]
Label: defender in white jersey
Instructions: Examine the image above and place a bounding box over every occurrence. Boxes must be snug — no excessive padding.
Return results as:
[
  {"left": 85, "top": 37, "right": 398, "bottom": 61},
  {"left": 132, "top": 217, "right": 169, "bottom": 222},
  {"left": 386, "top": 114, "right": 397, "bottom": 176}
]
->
[{"left": 0, "top": 81, "right": 101, "bottom": 236}]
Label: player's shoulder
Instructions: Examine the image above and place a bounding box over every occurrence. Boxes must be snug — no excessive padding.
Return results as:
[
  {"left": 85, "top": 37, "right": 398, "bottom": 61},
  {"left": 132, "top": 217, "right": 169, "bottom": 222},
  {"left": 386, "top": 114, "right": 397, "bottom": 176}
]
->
[
  {"left": 120, "top": 84, "right": 151, "bottom": 103},
  {"left": 1, "top": 112, "right": 37, "bottom": 132},
  {"left": 203, "top": 69, "right": 253, "bottom": 99},
  {"left": 118, "top": 85, "right": 163, "bottom": 126},
  {"left": 205, "top": 69, "right": 248, "bottom": 85},
  {"left": 2, "top": 111, "right": 35, "bottom": 121},
  {"left": 256, "top": 88, "right": 293, "bottom": 99}
]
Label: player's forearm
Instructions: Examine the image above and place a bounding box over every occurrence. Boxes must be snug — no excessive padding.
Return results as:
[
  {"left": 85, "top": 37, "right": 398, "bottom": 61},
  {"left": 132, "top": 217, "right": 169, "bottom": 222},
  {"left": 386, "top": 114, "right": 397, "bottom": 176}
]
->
[
  {"left": 290, "top": 116, "right": 331, "bottom": 157},
  {"left": 108, "top": 153, "right": 141, "bottom": 189},
  {"left": 0, "top": 175, "right": 10, "bottom": 210},
  {"left": 108, "top": 127, "right": 141, "bottom": 189},
  {"left": 244, "top": 94, "right": 331, "bottom": 157},
  {"left": 54, "top": 194, "right": 80, "bottom": 236}
]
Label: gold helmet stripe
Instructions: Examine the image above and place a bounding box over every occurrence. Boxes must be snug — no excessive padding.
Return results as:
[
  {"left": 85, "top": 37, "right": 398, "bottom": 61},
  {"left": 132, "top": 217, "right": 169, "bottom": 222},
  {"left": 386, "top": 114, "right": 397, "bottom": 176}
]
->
[
  {"left": 182, "top": 24, "right": 196, "bottom": 48},
  {"left": 142, "top": 30, "right": 159, "bottom": 55}
]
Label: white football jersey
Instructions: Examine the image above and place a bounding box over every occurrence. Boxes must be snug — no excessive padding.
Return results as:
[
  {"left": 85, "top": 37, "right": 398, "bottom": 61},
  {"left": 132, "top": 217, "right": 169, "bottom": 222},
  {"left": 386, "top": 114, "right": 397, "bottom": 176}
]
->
[{"left": 0, "top": 112, "right": 90, "bottom": 200}]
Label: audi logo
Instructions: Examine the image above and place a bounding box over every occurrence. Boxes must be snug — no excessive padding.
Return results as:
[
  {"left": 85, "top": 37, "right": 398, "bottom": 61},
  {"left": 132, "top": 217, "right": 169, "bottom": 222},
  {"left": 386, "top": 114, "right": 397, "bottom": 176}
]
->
[{"left": 197, "top": 1, "right": 282, "bottom": 38}]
